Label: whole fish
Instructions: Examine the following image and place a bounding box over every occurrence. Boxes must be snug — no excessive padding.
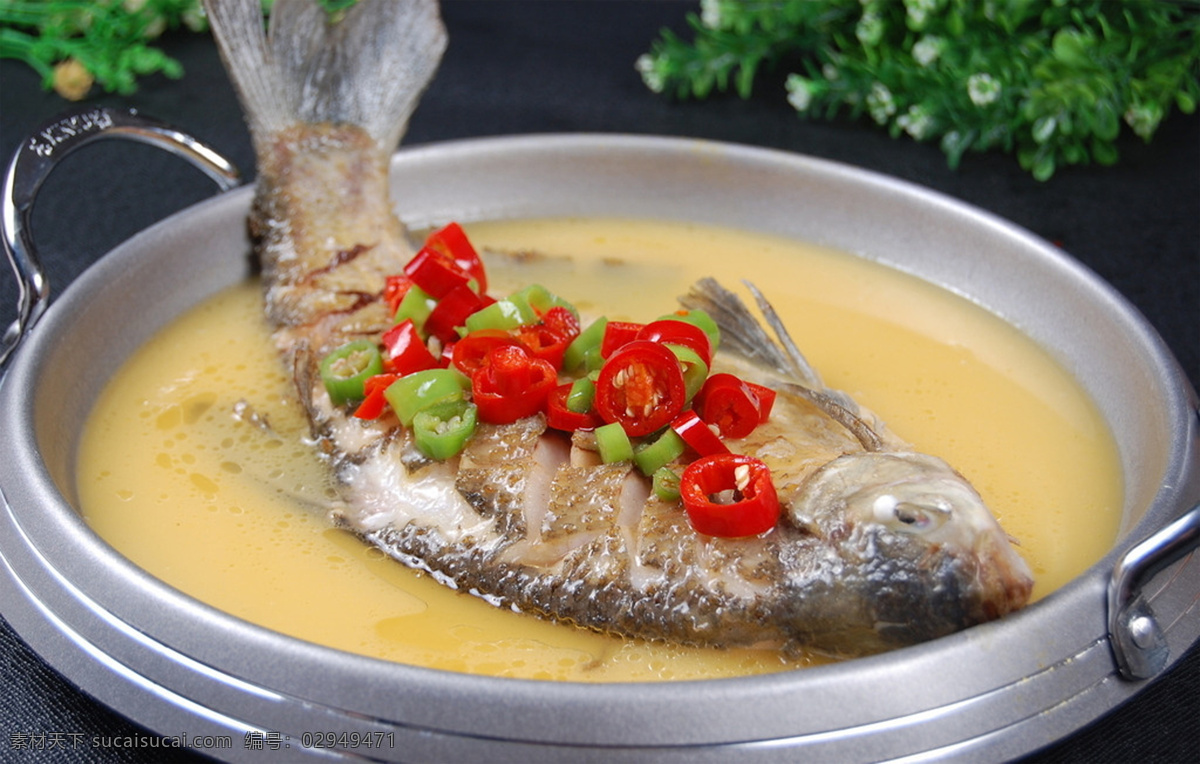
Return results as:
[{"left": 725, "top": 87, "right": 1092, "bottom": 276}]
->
[{"left": 205, "top": 0, "right": 1033, "bottom": 656}]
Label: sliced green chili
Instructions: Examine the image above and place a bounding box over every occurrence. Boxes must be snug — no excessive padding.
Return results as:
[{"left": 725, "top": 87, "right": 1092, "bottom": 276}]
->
[
  {"left": 633, "top": 428, "right": 686, "bottom": 476},
  {"left": 566, "top": 377, "right": 596, "bottom": 414},
  {"left": 394, "top": 284, "right": 436, "bottom": 333},
  {"left": 413, "top": 400, "right": 478, "bottom": 460},
  {"left": 595, "top": 421, "right": 634, "bottom": 464},
  {"left": 384, "top": 368, "right": 469, "bottom": 426},
  {"left": 652, "top": 466, "right": 682, "bottom": 502},
  {"left": 664, "top": 343, "right": 709, "bottom": 403},
  {"left": 319, "top": 339, "right": 384, "bottom": 406},
  {"left": 510, "top": 283, "right": 579, "bottom": 321},
  {"left": 563, "top": 316, "right": 608, "bottom": 372},
  {"left": 463, "top": 298, "right": 535, "bottom": 334}
]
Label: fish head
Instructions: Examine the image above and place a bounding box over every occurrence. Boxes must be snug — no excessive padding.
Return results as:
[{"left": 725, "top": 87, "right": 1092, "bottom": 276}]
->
[{"left": 788, "top": 451, "right": 1034, "bottom": 650}]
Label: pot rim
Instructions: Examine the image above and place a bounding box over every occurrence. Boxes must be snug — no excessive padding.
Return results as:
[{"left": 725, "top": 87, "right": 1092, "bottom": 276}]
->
[{"left": 2, "top": 133, "right": 1197, "bottom": 760}]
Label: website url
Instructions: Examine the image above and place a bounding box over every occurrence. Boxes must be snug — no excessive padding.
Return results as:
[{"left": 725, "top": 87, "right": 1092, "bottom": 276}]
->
[{"left": 9, "top": 732, "right": 234, "bottom": 751}]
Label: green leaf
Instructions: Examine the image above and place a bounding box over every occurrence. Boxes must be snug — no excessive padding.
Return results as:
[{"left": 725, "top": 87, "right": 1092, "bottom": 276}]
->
[
  {"left": 640, "top": 0, "right": 1200, "bottom": 180},
  {"left": 1052, "top": 28, "right": 1093, "bottom": 67},
  {"left": 1032, "top": 115, "right": 1057, "bottom": 144},
  {"left": 1092, "top": 137, "right": 1119, "bottom": 166},
  {"left": 1032, "top": 152, "right": 1057, "bottom": 181}
]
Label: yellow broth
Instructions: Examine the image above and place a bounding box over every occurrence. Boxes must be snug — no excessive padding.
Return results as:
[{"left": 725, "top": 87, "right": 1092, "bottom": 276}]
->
[{"left": 78, "top": 218, "right": 1122, "bottom": 681}]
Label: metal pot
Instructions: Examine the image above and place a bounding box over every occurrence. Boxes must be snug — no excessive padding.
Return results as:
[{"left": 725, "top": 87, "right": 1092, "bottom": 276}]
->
[{"left": 2, "top": 108, "right": 1198, "bottom": 762}]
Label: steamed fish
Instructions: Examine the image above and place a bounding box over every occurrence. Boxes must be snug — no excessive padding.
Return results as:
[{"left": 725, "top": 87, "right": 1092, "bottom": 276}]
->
[{"left": 205, "top": 0, "right": 1033, "bottom": 656}]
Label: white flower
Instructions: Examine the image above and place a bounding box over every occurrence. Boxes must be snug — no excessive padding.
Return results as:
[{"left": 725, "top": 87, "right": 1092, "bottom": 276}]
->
[
  {"left": 822, "top": 63, "right": 840, "bottom": 81},
  {"left": 866, "top": 82, "right": 897, "bottom": 124},
  {"left": 967, "top": 73, "right": 1001, "bottom": 106},
  {"left": 182, "top": 6, "right": 207, "bottom": 32},
  {"left": 904, "top": 0, "right": 936, "bottom": 28},
  {"left": 143, "top": 17, "right": 167, "bottom": 39},
  {"left": 786, "top": 75, "right": 816, "bottom": 112},
  {"left": 636, "top": 54, "right": 665, "bottom": 93},
  {"left": 911, "top": 35, "right": 943, "bottom": 67},
  {"left": 856, "top": 11, "right": 885, "bottom": 47},
  {"left": 1124, "top": 102, "right": 1164, "bottom": 139},
  {"left": 897, "top": 104, "right": 935, "bottom": 139},
  {"left": 700, "top": 0, "right": 722, "bottom": 29}
]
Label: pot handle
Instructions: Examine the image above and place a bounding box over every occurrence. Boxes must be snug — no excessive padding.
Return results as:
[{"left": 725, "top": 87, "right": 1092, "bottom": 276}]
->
[
  {"left": 1108, "top": 501, "right": 1200, "bottom": 679},
  {"left": 1, "top": 106, "right": 240, "bottom": 367}
]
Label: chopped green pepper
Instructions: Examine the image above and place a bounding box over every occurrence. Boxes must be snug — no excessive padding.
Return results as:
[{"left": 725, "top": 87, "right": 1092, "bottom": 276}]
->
[
  {"left": 463, "top": 298, "right": 536, "bottom": 334},
  {"left": 394, "top": 284, "right": 436, "bottom": 333},
  {"left": 664, "top": 343, "right": 708, "bottom": 402},
  {"left": 509, "top": 283, "right": 579, "bottom": 322},
  {"left": 595, "top": 421, "right": 634, "bottom": 464},
  {"left": 566, "top": 377, "right": 596, "bottom": 414},
  {"left": 319, "top": 340, "right": 384, "bottom": 406},
  {"left": 652, "top": 466, "right": 682, "bottom": 502},
  {"left": 583, "top": 345, "right": 605, "bottom": 372},
  {"left": 412, "top": 400, "right": 478, "bottom": 460},
  {"left": 563, "top": 316, "right": 608, "bottom": 372},
  {"left": 633, "top": 428, "right": 686, "bottom": 476},
  {"left": 383, "top": 368, "right": 469, "bottom": 426}
]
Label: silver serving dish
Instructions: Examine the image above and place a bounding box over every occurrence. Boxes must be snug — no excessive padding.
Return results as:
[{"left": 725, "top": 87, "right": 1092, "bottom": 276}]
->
[{"left": 2, "top": 108, "right": 1198, "bottom": 762}]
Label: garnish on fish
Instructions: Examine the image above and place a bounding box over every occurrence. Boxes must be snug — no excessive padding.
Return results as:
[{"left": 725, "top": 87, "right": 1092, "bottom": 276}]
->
[{"left": 205, "top": 0, "right": 1033, "bottom": 656}]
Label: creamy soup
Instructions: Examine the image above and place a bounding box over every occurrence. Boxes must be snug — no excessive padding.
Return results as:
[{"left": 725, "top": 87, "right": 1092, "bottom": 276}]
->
[{"left": 78, "top": 218, "right": 1122, "bottom": 681}]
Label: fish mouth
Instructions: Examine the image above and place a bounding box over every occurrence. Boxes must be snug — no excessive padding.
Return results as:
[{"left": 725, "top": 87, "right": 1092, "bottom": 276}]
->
[{"left": 974, "top": 534, "right": 1036, "bottom": 619}]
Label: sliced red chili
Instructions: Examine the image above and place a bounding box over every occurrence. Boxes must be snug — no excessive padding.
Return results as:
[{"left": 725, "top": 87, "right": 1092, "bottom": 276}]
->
[
  {"left": 404, "top": 246, "right": 472, "bottom": 299},
  {"left": 438, "top": 340, "right": 456, "bottom": 368},
  {"left": 594, "top": 340, "right": 686, "bottom": 437},
  {"left": 541, "top": 306, "right": 580, "bottom": 344},
  {"left": 545, "top": 383, "right": 600, "bottom": 431},
  {"left": 744, "top": 380, "right": 777, "bottom": 425},
  {"left": 381, "top": 320, "right": 438, "bottom": 376},
  {"left": 472, "top": 345, "right": 557, "bottom": 424},
  {"left": 450, "top": 330, "right": 520, "bottom": 377},
  {"left": 680, "top": 454, "right": 780, "bottom": 538},
  {"left": 424, "top": 222, "right": 487, "bottom": 294},
  {"left": 670, "top": 410, "right": 730, "bottom": 457},
  {"left": 636, "top": 319, "right": 713, "bottom": 367},
  {"left": 512, "top": 305, "right": 579, "bottom": 368},
  {"left": 424, "top": 283, "right": 486, "bottom": 344},
  {"left": 514, "top": 325, "right": 566, "bottom": 368},
  {"left": 353, "top": 373, "right": 401, "bottom": 420},
  {"left": 694, "top": 373, "right": 768, "bottom": 439},
  {"left": 599, "top": 320, "right": 646, "bottom": 359}
]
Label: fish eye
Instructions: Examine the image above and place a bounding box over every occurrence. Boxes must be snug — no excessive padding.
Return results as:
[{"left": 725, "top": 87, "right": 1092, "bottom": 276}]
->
[{"left": 872, "top": 494, "right": 949, "bottom": 533}]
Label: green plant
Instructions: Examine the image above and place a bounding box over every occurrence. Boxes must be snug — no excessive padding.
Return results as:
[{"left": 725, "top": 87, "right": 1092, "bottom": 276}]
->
[
  {"left": 0, "top": 0, "right": 358, "bottom": 100},
  {"left": 638, "top": 0, "right": 1200, "bottom": 179},
  {"left": 0, "top": 0, "right": 208, "bottom": 99}
]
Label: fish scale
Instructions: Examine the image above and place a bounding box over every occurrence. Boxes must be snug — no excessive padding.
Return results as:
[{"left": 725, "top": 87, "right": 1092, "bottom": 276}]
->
[{"left": 206, "top": 0, "right": 1033, "bottom": 658}]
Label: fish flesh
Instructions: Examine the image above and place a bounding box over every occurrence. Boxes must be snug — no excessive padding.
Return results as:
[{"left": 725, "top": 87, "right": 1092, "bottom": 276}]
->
[{"left": 205, "top": 0, "right": 1033, "bottom": 656}]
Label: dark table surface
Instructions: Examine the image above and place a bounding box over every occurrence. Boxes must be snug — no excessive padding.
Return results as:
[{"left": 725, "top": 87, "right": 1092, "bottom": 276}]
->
[{"left": 1, "top": 2, "right": 1197, "bottom": 762}]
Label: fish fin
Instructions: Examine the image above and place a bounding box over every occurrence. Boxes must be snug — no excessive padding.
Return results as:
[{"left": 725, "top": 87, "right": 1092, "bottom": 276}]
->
[
  {"left": 742, "top": 280, "right": 826, "bottom": 389},
  {"left": 681, "top": 278, "right": 886, "bottom": 451},
  {"left": 781, "top": 384, "right": 884, "bottom": 452},
  {"left": 204, "top": 0, "right": 446, "bottom": 154},
  {"left": 680, "top": 278, "right": 805, "bottom": 382}
]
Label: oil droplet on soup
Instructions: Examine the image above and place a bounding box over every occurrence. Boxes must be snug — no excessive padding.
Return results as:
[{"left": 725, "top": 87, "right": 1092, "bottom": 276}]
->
[{"left": 77, "top": 218, "right": 1122, "bottom": 681}]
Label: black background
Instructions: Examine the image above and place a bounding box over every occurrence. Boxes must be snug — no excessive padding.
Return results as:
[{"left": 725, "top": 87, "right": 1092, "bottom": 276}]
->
[{"left": 1, "top": 2, "right": 1197, "bottom": 762}]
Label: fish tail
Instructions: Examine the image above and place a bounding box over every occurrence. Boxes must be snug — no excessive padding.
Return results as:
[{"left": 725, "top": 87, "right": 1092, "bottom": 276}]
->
[{"left": 204, "top": 0, "right": 447, "bottom": 153}]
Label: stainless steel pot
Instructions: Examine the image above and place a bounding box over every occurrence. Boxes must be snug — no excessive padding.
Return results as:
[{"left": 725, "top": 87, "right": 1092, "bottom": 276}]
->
[{"left": 2, "top": 107, "right": 1198, "bottom": 763}]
